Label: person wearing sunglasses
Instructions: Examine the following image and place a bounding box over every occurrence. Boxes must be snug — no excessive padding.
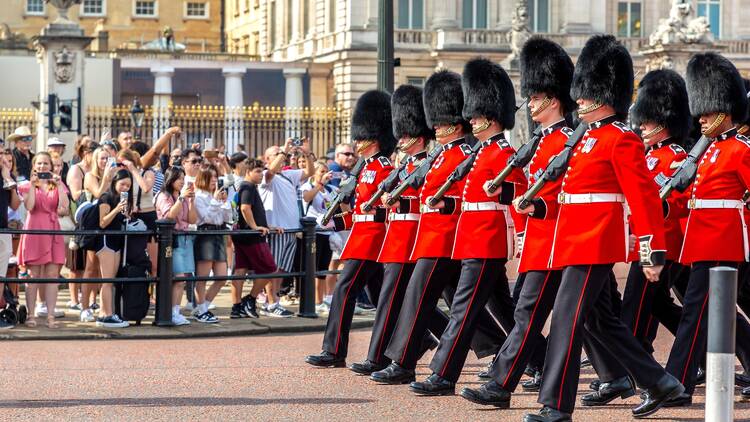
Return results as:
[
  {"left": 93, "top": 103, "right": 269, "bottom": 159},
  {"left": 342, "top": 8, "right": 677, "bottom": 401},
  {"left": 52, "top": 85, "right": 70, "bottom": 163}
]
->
[
  {"left": 180, "top": 148, "right": 203, "bottom": 187},
  {"left": 328, "top": 143, "right": 357, "bottom": 188},
  {"left": 7, "top": 126, "right": 35, "bottom": 181}
]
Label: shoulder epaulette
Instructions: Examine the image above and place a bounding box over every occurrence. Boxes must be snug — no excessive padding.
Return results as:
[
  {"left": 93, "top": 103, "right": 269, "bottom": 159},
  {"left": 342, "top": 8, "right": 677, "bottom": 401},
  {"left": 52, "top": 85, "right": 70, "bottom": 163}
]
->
[
  {"left": 612, "top": 121, "right": 632, "bottom": 133},
  {"left": 736, "top": 134, "right": 750, "bottom": 148},
  {"left": 459, "top": 144, "right": 473, "bottom": 155},
  {"left": 377, "top": 156, "right": 392, "bottom": 166},
  {"left": 668, "top": 144, "right": 686, "bottom": 155},
  {"left": 561, "top": 127, "right": 574, "bottom": 136}
]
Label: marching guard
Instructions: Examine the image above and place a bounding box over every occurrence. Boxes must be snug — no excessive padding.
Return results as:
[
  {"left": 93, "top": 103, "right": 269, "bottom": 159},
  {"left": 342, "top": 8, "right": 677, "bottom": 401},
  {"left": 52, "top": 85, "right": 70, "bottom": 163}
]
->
[
  {"left": 408, "top": 58, "right": 526, "bottom": 396},
  {"left": 525, "top": 35, "right": 684, "bottom": 422},
  {"left": 459, "top": 36, "right": 576, "bottom": 408},
  {"left": 305, "top": 90, "right": 395, "bottom": 368}
]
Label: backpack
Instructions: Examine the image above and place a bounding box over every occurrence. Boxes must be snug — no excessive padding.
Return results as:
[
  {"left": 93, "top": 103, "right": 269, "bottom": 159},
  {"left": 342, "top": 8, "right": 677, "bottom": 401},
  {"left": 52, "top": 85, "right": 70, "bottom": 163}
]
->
[{"left": 73, "top": 200, "right": 100, "bottom": 251}]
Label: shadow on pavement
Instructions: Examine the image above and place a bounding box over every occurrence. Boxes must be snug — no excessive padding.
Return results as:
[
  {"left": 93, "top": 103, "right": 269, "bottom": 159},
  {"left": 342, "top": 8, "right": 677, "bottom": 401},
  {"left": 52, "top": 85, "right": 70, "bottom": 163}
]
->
[{"left": 0, "top": 397, "right": 375, "bottom": 408}]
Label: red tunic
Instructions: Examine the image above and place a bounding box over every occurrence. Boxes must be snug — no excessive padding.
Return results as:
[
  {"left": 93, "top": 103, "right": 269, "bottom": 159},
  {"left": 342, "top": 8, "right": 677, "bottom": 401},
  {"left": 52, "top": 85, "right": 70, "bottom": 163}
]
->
[
  {"left": 550, "top": 118, "right": 666, "bottom": 267},
  {"left": 517, "top": 123, "right": 571, "bottom": 272},
  {"left": 336, "top": 155, "right": 394, "bottom": 261},
  {"left": 410, "top": 138, "right": 472, "bottom": 260},
  {"left": 378, "top": 151, "right": 428, "bottom": 263},
  {"left": 452, "top": 134, "right": 527, "bottom": 260},
  {"left": 645, "top": 141, "right": 688, "bottom": 261},
  {"left": 679, "top": 129, "right": 750, "bottom": 264}
]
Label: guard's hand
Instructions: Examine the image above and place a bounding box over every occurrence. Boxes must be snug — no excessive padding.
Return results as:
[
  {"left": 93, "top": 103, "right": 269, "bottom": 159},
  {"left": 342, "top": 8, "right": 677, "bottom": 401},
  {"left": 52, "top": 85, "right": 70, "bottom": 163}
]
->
[
  {"left": 512, "top": 197, "right": 534, "bottom": 215},
  {"left": 643, "top": 265, "right": 663, "bottom": 282},
  {"left": 339, "top": 203, "right": 351, "bottom": 213},
  {"left": 483, "top": 181, "right": 502, "bottom": 198},
  {"left": 628, "top": 234, "right": 637, "bottom": 251},
  {"left": 426, "top": 197, "right": 445, "bottom": 210}
]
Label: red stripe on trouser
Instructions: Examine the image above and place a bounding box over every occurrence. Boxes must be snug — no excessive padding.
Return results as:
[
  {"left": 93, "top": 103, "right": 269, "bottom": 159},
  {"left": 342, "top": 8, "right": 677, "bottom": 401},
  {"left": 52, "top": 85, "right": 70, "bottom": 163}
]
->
[
  {"left": 400, "top": 260, "right": 440, "bottom": 364},
  {"left": 557, "top": 266, "right": 593, "bottom": 410},
  {"left": 681, "top": 291, "right": 709, "bottom": 384},
  {"left": 440, "top": 259, "right": 488, "bottom": 376},
  {"left": 633, "top": 261, "right": 672, "bottom": 336},
  {"left": 375, "top": 264, "right": 406, "bottom": 359},
  {"left": 333, "top": 261, "right": 366, "bottom": 355},
  {"left": 502, "top": 270, "right": 552, "bottom": 388}
]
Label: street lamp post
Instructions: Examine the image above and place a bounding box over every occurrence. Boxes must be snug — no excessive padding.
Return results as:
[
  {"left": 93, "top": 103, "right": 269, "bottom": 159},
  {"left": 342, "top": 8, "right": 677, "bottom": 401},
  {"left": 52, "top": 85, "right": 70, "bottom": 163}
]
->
[
  {"left": 377, "top": 0, "right": 394, "bottom": 93},
  {"left": 130, "top": 97, "right": 145, "bottom": 141}
]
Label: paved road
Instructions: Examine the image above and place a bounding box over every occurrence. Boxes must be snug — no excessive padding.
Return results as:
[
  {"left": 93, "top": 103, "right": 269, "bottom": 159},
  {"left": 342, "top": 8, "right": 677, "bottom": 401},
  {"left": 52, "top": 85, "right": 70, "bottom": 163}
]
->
[{"left": 2, "top": 329, "right": 748, "bottom": 421}]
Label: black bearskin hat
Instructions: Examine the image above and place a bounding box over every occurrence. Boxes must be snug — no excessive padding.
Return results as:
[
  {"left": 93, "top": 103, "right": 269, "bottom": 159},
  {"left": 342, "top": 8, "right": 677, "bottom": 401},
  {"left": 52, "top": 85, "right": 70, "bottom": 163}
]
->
[
  {"left": 742, "top": 79, "right": 750, "bottom": 129},
  {"left": 570, "top": 35, "right": 634, "bottom": 117},
  {"left": 351, "top": 90, "right": 396, "bottom": 156},
  {"left": 686, "top": 53, "right": 748, "bottom": 121},
  {"left": 520, "top": 37, "right": 577, "bottom": 115},
  {"left": 391, "top": 84, "right": 434, "bottom": 140},
  {"left": 423, "top": 70, "right": 468, "bottom": 130},
  {"left": 461, "top": 57, "right": 516, "bottom": 129},
  {"left": 631, "top": 69, "right": 691, "bottom": 143}
]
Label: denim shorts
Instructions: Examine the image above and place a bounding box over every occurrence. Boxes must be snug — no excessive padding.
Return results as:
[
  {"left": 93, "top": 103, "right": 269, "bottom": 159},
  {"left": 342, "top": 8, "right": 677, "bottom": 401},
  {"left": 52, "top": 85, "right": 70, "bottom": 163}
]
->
[{"left": 172, "top": 235, "right": 196, "bottom": 274}]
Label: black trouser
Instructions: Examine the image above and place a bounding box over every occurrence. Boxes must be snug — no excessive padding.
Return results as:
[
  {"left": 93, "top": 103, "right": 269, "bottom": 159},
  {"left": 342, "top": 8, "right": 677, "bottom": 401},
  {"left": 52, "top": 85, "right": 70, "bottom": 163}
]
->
[
  {"left": 738, "top": 263, "right": 750, "bottom": 318},
  {"left": 428, "top": 258, "right": 514, "bottom": 382},
  {"left": 665, "top": 261, "right": 750, "bottom": 395},
  {"left": 621, "top": 260, "right": 684, "bottom": 354},
  {"left": 322, "top": 259, "right": 383, "bottom": 358},
  {"left": 384, "top": 257, "right": 504, "bottom": 369},
  {"left": 488, "top": 270, "right": 561, "bottom": 391},
  {"left": 539, "top": 265, "right": 665, "bottom": 414},
  {"left": 511, "top": 272, "right": 547, "bottom": 370},
  {"left": 367, "top": 262, "right": 450, "bottom": 364}
]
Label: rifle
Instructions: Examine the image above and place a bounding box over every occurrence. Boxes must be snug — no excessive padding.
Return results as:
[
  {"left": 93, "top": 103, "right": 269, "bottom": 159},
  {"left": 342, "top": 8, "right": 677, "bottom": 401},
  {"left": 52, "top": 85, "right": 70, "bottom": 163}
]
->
[
  {"left": 321, "top": 158, "right": 366, "bottom": 225},
  {"left": 385, "top": 147, "right": 443, "bottom": 206},
  {"left": 486, "top": 125, "right": 544, "bottom": 194},
  {"left": 361, "top": 159, "right": 409, "bottom": 212},
  {"left": 517, "top": 122, "right": 589, "bottom": 209},
  {"left": 426, "top": 140, "right": 483, "bottom": 207},
  {"left": 655, "top": 135, "right": 710, "bottom": 200}
]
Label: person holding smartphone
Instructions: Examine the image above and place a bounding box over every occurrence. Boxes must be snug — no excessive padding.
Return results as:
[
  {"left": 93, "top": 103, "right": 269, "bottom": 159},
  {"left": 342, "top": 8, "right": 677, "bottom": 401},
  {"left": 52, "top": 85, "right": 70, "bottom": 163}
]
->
[{"left": 17, "top": 152, "right": 69, "bottom": 328}]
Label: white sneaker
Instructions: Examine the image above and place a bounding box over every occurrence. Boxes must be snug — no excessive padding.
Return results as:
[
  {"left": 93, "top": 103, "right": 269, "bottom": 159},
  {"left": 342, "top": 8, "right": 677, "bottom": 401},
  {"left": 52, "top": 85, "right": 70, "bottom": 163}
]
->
[
  {"left": 353, "top": 305, "right": 365, "bottom": 315},
  {"left": 80, "top": 308, "right": 95, "bottom": 322},
  {"left": 172, "top": 313, "right": 191, "bottom": 326},
  {"left": 53, "top": 308, "right": 65, "bottom": 318},
  {"left": 207, "top": 302, "right": 216, "bottom": 311},
  {"left": 316, "top": 303, "right": 330, "bottom": 315},
  {"left": 35, "top": 303, "right": 48, "bottom": 317},
  {"left": 183, "top": 302, "right": 194, "bottom": 312}
]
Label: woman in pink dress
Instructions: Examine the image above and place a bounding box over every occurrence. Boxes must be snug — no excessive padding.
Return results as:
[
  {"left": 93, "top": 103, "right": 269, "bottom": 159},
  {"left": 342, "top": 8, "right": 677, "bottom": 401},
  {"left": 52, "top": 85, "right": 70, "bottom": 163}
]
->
[{"left": 18, "top": 152, "right": 69, "bottom": 328}]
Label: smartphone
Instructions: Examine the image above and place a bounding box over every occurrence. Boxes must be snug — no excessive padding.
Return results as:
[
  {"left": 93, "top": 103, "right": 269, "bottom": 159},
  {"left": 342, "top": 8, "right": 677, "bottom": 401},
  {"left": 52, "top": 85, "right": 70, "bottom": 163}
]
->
[
  {"left": 187, "top": 181, "right": 194, "bottom": 190},
  {"left": 291, "top": 137, "right": 304, "bottom": 147},
  {"left": 107, "top": 157, "right": 116, "bottom": 168},
  {"left": 120, "top": 191, "right": 129, "bottom": 214},
  {"left": 217, "top": 178, "right": 224, "bottom": 190},
  {"left": 204, "top": 150, "right": 219, "bottom": 159},
  {"left": 37, "top": 172, "right": 52, "bottom": 180},
  {"left": 204, "top": 137, "right": 214, "bottom": 151},
  {"left": 330, "top": 171, "right": 344, "bottom": 179}
]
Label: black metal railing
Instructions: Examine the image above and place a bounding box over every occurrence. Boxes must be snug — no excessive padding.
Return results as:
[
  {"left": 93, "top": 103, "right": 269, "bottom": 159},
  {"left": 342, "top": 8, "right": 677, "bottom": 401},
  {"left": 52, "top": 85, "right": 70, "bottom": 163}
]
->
[{"left": 1, "top": 217, "right": 329, "bottom": 325}]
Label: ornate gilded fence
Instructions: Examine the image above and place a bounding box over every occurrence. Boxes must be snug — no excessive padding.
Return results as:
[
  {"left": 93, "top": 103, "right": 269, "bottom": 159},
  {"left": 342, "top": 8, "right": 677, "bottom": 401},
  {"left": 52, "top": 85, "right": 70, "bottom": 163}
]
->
[
  {"left": 0, "top": 109, "right": 36, "bottom": 140},
  {"left": 84, "top": 104, "right": 351, "bottom": 159}
]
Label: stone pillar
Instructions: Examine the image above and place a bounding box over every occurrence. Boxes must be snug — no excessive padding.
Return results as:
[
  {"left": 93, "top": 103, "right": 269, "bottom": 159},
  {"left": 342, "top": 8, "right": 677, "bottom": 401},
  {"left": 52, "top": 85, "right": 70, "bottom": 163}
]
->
[
  {"left": 151, "top": 66, "right": 174, "bottom": 140},
  {"left": 283, "top": 68, "right": 306, "bottom": 139},
  {"left": 365, "top": 0, "right": 379, "bottom": 29},
  {"left": 223, "top": 67, "right": 245, "bottom": 154},
  {"left": 431, "top": 0, "right": 459, "bottom": 29},
  {"left": 290, "top": 0, "right": 301, "bottom": 42},
  {"left": 308, "top": 65, "right": 331, "bottom": 108},
  {"left": 559, "top": 0, "right": 593, "bottom": 34},
  {"left": 33, "top": 8, "right": 92, "bottom": 158}
]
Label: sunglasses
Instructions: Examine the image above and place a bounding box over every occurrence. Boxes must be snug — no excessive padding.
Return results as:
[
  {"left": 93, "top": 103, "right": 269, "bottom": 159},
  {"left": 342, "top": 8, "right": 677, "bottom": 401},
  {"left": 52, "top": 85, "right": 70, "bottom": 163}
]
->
[
  {"left": 338, "top": 152, "right": 355, "bottom": 157},
  {"left": 170, "top": 155, "right": 181, "bottom": 160},
  {"left": 188, "top": 158, "right": 203, "bottom": 164},
  {"left": 18, "top": 136, "right": 33, "bottom": 142}
]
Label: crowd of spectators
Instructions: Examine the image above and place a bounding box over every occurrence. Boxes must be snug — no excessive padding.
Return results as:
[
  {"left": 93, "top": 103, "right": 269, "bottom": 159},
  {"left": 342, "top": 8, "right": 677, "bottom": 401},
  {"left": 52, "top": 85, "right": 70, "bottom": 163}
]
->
[{"left": 0, "top": 124, "right": 365, "bottom": 329}]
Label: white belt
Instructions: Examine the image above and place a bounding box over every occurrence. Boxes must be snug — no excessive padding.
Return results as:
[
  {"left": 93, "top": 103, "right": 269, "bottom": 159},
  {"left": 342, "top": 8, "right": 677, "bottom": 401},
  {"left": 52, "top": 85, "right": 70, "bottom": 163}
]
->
[
  {"left": 558, "top": 192, "right": 625, "bottom": 204},
  {"left": 353, "top": 215, "right": 376, "bottom": 223},
  {"left": 461, "top": 201, "right": 508, "bottom": 212},
  {"left": 389, "top": 213, "right": 420, "bottom": 222},
  {"left": 687, "top": 199, "right": 744, "bottom": 210},
  {"left": 420, "top": 204, "right": 441, "bottom": 214}
]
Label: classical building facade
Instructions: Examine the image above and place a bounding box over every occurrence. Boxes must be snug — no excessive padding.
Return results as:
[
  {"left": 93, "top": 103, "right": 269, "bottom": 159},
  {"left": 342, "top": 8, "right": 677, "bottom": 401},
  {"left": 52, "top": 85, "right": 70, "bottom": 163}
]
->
[
  {"left": 224, "top": 0, "right": 750, "bottom": 110},
  {"left": 4, "top": 0, "right": 223, "bottom": 52}
]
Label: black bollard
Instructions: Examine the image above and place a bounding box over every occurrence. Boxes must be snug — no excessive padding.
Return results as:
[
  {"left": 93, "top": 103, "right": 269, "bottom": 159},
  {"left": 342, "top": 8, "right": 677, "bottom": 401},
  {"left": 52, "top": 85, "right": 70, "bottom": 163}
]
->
[
  {"left": 154, "top": 219, "right": 175, "bottom": 326},
  {"left": 706, "top": 266, "right": 737, "bottom": 421},
  {"left": 297, "top": 217, "right": 318, "bottom": 318}
]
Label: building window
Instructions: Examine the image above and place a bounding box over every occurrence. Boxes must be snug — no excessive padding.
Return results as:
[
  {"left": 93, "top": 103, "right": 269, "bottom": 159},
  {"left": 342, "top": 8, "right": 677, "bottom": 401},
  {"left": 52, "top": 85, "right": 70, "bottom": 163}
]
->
[
  {"left": 328, "top": 0, "right": 336, "bottom": 33},
  {"left": 134, "top": 0, "right": 157, "bottom": 17},
  {"left": 617, "top": 1, "right": 641, "bottom": 37},
  {"left": 697, "top": 0, "right": 721, "bottom": 38},
  {"left": 527, "top": 0, "right": 549, "bottom": 32},
  {"left": 462, "top": 0, "right": 487, "bottom": 29},
  {"left": 270, "top": 0, "right": 278, "bottom": 48},
  {"left": 26, "top": 0, "right": 45, "bottom": 14},
  {"left": 81, "top": 0, "right": 105, "bottom": 15},
  {"left": 406, "top": 76, "right": 425, "bottom": 87},
  {"left": 185, "top": 2, "right": 208, "bottom": 18},
  {"left": 397, "top": 0, "right": 424, "bottom": 29}
]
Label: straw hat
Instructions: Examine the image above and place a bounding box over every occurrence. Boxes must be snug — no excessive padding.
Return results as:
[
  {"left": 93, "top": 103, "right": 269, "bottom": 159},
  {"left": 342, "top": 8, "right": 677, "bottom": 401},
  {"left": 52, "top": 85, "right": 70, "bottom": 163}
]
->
[{"left": 6, "top": 126, "right": 35, "bottom": 143}]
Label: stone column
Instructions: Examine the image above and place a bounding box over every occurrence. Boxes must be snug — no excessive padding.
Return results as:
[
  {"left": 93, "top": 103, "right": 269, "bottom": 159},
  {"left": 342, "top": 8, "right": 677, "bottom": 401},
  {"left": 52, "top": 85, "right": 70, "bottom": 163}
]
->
[
  {"left": 308, "top": 65, "right": 331, "bottom": 108},
  {"left": 365, "top": 0, "right": 379, "bottom": 29},
  {"left": 431, "top": 0, "right": 459, "bottom": 29},
  {"left": 559, "top": 0, "right": 593, "bottom": 34},
  {"left": 283, "top": 68, "right": 306, "bottom": 139},
  {"left": 290, "top": 0, "right": 301, "bottom": 42},
  {"left": 151, "top": 66, "right": 174, "bottom": 140},
  {"left": 223, "top": 67, "right": 245, "bottom": 154}
]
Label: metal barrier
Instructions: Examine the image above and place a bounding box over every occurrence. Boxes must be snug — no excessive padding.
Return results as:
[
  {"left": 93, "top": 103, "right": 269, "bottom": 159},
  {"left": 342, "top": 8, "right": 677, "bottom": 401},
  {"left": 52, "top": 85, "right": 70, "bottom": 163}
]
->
[
  {"left": 1, "top": 217, "right": 330, "bottom": 326},
  {"left": 706, "top": 266, "right": 738, "bottom": 422}
]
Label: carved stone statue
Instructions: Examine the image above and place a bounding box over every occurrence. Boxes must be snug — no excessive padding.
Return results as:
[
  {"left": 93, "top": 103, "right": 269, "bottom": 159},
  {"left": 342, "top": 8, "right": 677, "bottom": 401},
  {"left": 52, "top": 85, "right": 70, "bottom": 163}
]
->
[
  {"left": 648, "top": 0, "right": 713, "bottom": 47},
  {"left": 53, "top": 46, "right": 75, "bottom": 83},
  {"left": 505, "top": 0, "right": 531, "bottom": 65},
  {"left": 0, "top": 23, "right": 28, "bottom": 49},
  {"left": 45, "top": 0, "right": 82, "bottom": 23}
]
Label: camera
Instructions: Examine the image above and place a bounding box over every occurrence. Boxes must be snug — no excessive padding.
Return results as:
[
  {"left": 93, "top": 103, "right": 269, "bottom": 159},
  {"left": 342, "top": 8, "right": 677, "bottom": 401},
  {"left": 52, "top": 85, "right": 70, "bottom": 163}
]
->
[
  {"left": 291, "top": 137, "right": 304, "bottom": 147},
  {"left": 37, "top": 172, "right": 53, "bottom": 180}
]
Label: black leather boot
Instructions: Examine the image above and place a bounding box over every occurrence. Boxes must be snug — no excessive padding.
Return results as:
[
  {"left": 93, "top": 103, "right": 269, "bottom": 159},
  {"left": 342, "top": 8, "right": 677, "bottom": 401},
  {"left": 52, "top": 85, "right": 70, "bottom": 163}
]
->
[
  {"left": 521, "top": 368, "right": 542, "bottom": 392},
  {"left": 663, "top": 392, "right": 692, "bottom": 407},
  {"left": 370, "top": 362, "right": 415, "bottom": 384},
  {"left": 459, "top": 379, "right": 511, "bottom": 408},
  {"left": 409, "top": 373, "right": 455, "bottom": 396},
  {"left": 581, "top": 376, "right": 635, "bottom": 406},
  {"left": 477, "top": 359, "right": 494, "bottom": 379},
  {"left": 349, "top": 359, "right": 388, "bottom": 375},
  {"left": 632, "top": 373, "right": 685, "bottom": 418},
  {"left": 589, "top": 379, "right": 601, "bottom": 391},
  {"left": 523, "top": 406, "right": 572, "bottom": 422},
  {"left": 305, "top": 351, "right": 345, "bottom": 368}
]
